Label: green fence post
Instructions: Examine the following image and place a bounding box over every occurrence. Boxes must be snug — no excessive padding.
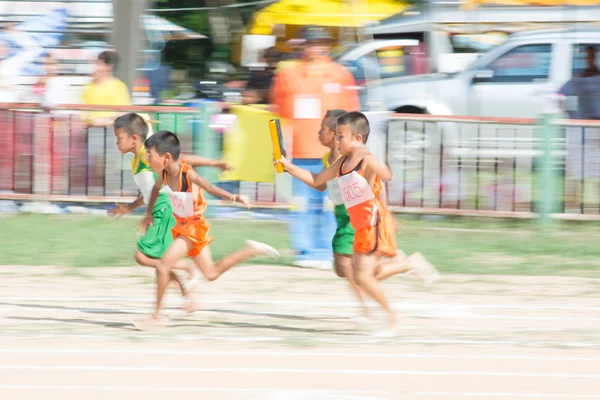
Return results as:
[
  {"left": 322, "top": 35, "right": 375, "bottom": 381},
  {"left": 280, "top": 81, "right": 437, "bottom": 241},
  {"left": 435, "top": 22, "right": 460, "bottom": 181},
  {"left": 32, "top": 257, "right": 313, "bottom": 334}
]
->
[
  {"left": 191, "top": 102, "right": 221, "bottom": 216},
  {"left": 537, "top": 112, "right": 559, "bottom": 227}
]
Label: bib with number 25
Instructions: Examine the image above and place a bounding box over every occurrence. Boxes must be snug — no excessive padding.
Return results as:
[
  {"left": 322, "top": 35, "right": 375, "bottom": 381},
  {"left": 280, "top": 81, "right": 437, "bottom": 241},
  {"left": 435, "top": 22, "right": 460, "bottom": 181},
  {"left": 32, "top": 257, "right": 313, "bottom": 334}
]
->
[{"left": 337, "top": 171, "right": 375, "bottom": 208}]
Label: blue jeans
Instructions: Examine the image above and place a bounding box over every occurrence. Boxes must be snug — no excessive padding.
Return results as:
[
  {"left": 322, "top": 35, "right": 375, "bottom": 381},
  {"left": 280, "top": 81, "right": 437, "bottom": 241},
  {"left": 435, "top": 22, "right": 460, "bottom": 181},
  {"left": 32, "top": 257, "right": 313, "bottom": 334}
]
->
[{"left": 289, "top": 158, "right": 336, "bottom": 262}]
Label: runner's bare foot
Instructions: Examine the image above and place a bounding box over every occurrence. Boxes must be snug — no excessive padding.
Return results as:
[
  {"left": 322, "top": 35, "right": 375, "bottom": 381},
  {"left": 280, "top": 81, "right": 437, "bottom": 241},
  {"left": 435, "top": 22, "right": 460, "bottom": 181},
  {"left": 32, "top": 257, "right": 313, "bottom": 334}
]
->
[
  {"left": 131, "top": 314, "right": 160, "bottom": 331},
  {"left": 182, "top": 266, "right": 201, "bottom": 294},
  {"left": 374, "top": 318, "right": 401, "bottom": 338},
  {"left": 408, "top": 252, "right": 440, "bottom": 286},
  {"left": 183, "top": 293, "right": 199, "bottom": 314},
  {"left": 246, "top": 240, "right": 281, "bottom": 259}
]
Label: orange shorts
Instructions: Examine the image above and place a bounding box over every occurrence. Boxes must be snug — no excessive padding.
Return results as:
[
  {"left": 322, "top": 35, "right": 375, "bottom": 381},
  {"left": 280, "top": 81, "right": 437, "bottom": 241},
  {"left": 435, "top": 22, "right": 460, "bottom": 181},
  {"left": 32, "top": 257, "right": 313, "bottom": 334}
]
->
[
  {"left": 172, "top": 216, "right": 214, "bottom": 257},
  {"left": 353, "top": 211, "right": 397, "bottom": 257}
]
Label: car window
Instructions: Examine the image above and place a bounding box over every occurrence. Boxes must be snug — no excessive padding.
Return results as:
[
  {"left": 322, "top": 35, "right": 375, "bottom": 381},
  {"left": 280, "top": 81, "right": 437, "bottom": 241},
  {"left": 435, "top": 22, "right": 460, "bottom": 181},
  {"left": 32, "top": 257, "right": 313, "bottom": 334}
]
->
[
  {"left": 449, "top": 31, "right": 509, "bottom": 54},
  {"left": 485, "top": 44, "right": 552, "bottom": 83},
  {"left": 344, "top": 43, "right": 426, "bottom": 81},
  {"left": 375, "top": 45, "right": 412, "bottom": 79},
  {"left": 571, "top": 43, "right": 600, "bottom": 77}
]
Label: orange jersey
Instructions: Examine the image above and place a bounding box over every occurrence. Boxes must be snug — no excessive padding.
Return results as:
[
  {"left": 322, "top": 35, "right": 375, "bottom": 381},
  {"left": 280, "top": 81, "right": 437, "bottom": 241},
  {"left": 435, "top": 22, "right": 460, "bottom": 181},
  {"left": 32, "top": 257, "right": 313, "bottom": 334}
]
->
[
  {"left": 269, "top": 59, "right": 360, "bottom": 159},
  {"left": 163, "top": 161, "right": 213, "bottom": 257},
  {"left": 337, "top": 156, "right": 397, "bottom": 257},
  {"left": 162, "top": 161, "right": 207, "bottom": 221},
  {"left": 337, "top": 157, "right": 383, "bottom": 231}
]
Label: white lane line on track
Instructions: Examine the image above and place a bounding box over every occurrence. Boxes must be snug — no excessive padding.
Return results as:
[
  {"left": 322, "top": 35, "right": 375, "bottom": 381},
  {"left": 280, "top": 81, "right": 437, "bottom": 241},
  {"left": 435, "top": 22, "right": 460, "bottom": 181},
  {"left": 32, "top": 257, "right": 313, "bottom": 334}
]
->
[
  {"left": 412, "top": 392, "right": 600, "bottom": 398},
  {"left": 0, "top": 348, "right": 600, "bottom": 361},
  {"left": 1, "top": 366, "right": 599, "bottom": 378},
  {"left": 1, "top": 297, "right": 600, "bottom": 312},
  {"left": 4, "top": 304, "right": 600, "bottom": 322},
  {"left": 0, "top": 385, "right": 383, "bottom": 396},
  {"left": 1, "top": 333, "right": 599, "bottom": 348}
]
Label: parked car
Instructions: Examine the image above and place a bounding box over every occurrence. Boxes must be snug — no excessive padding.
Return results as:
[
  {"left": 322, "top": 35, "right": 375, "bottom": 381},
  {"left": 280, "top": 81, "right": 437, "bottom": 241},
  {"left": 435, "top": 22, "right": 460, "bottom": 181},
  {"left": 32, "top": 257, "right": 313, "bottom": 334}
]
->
[
  {"left": 374, "top": 28, "right": 600, "bottom": 205},
  {"left": 371, "top": 28, "right": 600, "bottom": 118}
]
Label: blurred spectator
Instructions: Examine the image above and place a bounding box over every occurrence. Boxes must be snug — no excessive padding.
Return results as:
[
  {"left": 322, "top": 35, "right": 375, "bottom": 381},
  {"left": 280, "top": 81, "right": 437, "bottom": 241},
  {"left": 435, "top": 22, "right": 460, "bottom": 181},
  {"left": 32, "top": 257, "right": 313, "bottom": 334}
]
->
[
  {"left": 278, "top": 38, "right": 306, "bottom": 70},
  {"left": 581, "top": 46, "right": 599, "bottom": 78},
  {"left": 246, "top": 47, "right": 280, "bottom": 90},
  {"left": 269, "top": 26, "right": 360, "bottom": 267},
  {"left": 32, "top": 56, "right": 69, "bottom": 108},
  {"left": 243, "top": 46, "right": 280, "bottom": 105},
  {"left": 0, "top": 24, "right": 40, "bottom": 102},
  {"left": 558, "top": 46, "right": 600, "bottom": 209},
  {"left": 0, "top": 39, "right": 17, "bottom": 102},
  {"left": 81, "top": 50, "right": 131, "bottom": 126},
  {"left": 146, "top": 53, "right": 172, "bottom": 104},
  {"left": 242, "top": 89, "right": 263, "bottom": 105}
]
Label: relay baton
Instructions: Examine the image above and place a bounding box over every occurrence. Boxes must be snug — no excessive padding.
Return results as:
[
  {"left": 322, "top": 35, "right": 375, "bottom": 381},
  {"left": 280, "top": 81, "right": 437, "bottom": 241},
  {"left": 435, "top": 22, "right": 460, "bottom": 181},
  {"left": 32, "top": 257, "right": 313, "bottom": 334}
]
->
[{"left": 269, "top": 119, "right": 286, "bottom": 173}]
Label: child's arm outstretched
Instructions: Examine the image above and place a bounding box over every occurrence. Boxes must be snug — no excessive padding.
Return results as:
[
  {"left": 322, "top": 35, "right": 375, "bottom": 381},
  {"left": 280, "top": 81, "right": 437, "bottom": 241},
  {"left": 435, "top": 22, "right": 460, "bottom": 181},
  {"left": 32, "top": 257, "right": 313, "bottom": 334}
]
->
[
  {"left": 108, "top": 195, "right": 144, "bottom": 219},
  {"left": 180, "top": 154, "right": 231, "bottom": 171},
  {"left": 186, "top": 169, "right": 251, "bottom": 208},
  {"left": 277, "top": 157, "right": 341, "bottom": 189},
  {"left": 139, "top": 174, "right": 164, "bottom": 232},
  {"left": 364, "top": 154, "right": 393, "bottom": 182}
]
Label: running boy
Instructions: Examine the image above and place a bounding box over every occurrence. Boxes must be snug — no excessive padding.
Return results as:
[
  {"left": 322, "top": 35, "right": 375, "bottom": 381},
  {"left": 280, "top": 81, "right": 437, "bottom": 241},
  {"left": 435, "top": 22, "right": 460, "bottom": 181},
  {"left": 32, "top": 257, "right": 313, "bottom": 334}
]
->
[
  {"left": 316, "top": 110, "right": 437, "bottom": 322},
  {"left": 317, "top": 110, "right": 367, "bottom": 317},
  {"left": 278, "top": 111, "right": 436, "bottom": 335},
  {"left": 109, "top": 113, "right": 231, "bottom": 312},
  {"left": 136, "top": 130, "right": 280, "bottom": 330}
]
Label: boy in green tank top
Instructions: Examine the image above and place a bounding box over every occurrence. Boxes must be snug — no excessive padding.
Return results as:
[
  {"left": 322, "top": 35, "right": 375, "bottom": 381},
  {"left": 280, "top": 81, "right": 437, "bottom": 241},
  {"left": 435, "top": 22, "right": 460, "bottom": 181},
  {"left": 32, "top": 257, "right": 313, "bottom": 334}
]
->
[
  {"left": 109, "top": 113, "right": 231, "bottom": 313},
  {"left": 316, "top": 110, "right": 439, "bottom": 322}
]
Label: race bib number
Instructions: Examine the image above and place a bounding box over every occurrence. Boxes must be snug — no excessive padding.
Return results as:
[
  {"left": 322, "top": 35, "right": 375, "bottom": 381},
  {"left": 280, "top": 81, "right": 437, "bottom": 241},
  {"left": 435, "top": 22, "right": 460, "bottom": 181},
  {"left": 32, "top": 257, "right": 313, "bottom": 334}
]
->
[
  {"left": 326, "top": 178, "right": 344, "bottom": 206},
  {"left": 293, "top": 95, "right": 321, "bottom": 119},
  {"left": 168, "top": 191, "right": 194, "bottom": 218},
  {"left": 337, "top": 171, "right": 375, "bottom": 209}
]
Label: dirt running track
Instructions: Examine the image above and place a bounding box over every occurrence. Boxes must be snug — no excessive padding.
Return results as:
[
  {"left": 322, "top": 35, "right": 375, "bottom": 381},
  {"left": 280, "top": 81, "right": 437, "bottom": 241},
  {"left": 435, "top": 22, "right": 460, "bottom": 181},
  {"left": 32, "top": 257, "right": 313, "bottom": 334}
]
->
[{"left": 0, "top": 265, "right": 599, "bottom": 400}]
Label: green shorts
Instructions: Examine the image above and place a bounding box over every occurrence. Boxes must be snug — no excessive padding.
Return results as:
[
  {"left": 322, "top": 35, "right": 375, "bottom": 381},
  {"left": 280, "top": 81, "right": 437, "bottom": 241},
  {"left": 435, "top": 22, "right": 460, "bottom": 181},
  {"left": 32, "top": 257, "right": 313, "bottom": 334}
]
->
[
  {"left": 332, "top": 204, "right": 355, "bottom": 256},
  {"left": 137, "top": 195, "right": 176, "bottom": 259}
]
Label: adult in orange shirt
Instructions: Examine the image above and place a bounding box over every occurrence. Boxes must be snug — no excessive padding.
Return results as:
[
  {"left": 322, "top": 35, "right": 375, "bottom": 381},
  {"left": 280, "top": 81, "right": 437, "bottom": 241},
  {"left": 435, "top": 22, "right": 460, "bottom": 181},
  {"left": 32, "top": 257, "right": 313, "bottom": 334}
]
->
[{"left": 270, "top": 27, "right": 360, "bottom": 267}]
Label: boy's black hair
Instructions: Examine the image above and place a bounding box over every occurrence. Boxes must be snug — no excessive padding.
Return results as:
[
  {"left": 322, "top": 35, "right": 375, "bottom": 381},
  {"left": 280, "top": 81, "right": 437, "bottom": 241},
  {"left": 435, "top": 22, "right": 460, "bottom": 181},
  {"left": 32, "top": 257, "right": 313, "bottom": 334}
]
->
[
  {"left": 98, "top": 50, "right": 118, "bottom": 69},
  {"left": 324, "top": 109, "right": 347, "bottom": 130},
  {"left": 144, "top": 130, "right": 181, "bottom": 160},
  {"left": 113, "top": 113, "right": 149, "bottom": 140},
  {"left": 337, "top": 111, "right": 370, "bottom": 143}
]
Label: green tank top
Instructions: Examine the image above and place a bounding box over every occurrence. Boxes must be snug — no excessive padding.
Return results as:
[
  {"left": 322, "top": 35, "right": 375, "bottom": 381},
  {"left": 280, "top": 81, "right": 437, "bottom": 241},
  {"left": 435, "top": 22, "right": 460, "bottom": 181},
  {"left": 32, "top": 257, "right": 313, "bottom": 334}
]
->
[{"left": 131, "top": 146, "right": 169, "bottom": 209}]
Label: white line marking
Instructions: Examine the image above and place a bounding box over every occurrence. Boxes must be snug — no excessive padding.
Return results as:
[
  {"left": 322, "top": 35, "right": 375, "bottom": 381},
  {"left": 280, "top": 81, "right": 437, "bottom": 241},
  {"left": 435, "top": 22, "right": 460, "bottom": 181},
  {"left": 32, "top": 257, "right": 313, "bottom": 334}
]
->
[
  {"left": 0, "top": 306, "right": 352, "bottom": 318},
  {"left": 1, "top": 333, "right": 599, "bottom": 348},
  {"left": 1, "top": 366, "right": 599, "bottom": 378},
  {"left": 0, "top": 385, "right": 382, "bottom": 395},
  {"left": 440, "top": 315, "right": 600, "bottom": 322},
  {"left": 2, "top": 296, "right": 600, "bottom": 312},
  {"left": 0, "top": 348, "right": 599, "bottom": 361},
  {"left": 412, "top": 392, "right": 600, "bottom": 398},
  {"left": 4, "top": 304, "right": 600, "bottom": 322}
]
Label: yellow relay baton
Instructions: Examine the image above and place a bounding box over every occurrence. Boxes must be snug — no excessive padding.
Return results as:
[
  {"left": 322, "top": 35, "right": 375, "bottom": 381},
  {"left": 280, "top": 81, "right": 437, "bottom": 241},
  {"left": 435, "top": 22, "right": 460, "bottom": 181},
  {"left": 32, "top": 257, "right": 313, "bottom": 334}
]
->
[{"left": 269, "top": 119, "right": 286, "bottom": 174}]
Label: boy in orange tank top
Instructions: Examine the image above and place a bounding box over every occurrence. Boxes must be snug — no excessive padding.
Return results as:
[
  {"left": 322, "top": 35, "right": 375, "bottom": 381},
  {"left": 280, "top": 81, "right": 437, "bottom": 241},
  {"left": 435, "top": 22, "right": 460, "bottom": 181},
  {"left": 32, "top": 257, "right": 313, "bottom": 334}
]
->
[
  {"left": 134, "top": 131, "right": 281, "bottom": 330},
  {"left": 277, "top": 112, "right": 438, "bottom": 335}
]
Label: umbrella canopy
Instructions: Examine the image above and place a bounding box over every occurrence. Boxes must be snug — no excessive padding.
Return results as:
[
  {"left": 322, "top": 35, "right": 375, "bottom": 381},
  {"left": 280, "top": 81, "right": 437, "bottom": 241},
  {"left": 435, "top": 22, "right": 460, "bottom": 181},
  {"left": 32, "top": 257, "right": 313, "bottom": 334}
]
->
[{"left": 250, "top": 0, "right": 405, "bottom": 35}]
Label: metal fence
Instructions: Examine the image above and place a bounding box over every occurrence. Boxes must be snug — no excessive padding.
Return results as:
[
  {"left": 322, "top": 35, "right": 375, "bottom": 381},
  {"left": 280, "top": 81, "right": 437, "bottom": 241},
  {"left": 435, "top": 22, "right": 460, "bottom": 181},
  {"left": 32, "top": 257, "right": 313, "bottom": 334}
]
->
[
  {"left": 1, "top": 105, "right": 599, "bottom": 220},
  {"left": 384, "top": 114, "right": 600, "bottom": 219},
  {"left": 0, "top": 104, "right": 200, "bottom": 203},
  {"left": 0, "top": 103, "right": 285, "bottom": 206}
]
